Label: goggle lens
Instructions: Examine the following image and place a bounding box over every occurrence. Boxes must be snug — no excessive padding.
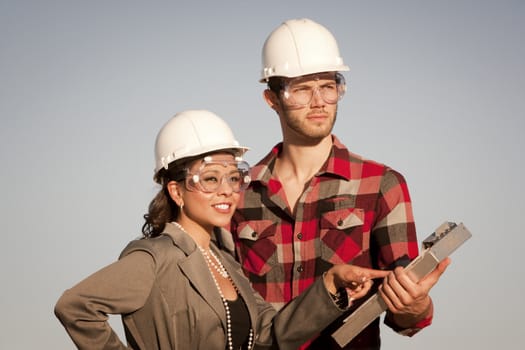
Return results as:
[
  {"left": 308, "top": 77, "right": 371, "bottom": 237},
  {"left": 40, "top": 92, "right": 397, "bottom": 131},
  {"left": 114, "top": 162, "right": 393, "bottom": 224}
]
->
[
  {"left": 185, "top": 160, "right": 251, "bottom": 193},
  {"left": 281, "top": 72, "right": 346, "bottom": 108}
]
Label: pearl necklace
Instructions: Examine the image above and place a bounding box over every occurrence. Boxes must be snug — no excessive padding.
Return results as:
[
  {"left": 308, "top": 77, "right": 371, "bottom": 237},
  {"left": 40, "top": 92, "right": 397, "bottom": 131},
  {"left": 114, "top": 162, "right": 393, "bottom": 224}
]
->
[
  {"left": 198, "top": 246, "right": 229, "bottom": 278},
  {"left": 171, "top": 222, "right": 254, "bottom": 349}
]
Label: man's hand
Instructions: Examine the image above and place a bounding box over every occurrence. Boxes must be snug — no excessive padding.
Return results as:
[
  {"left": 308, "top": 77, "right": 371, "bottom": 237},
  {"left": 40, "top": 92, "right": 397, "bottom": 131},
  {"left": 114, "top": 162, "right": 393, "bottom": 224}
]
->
[{"left": 379, "top": 257, "right": 451, "bottom": 327}]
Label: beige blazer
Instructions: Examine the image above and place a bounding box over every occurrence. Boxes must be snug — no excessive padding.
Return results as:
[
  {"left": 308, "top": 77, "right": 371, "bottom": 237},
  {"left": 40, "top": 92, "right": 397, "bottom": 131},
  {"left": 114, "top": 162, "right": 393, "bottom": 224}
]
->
[{"left": 55, "top": 223, "right": 344, "bottom": 349}]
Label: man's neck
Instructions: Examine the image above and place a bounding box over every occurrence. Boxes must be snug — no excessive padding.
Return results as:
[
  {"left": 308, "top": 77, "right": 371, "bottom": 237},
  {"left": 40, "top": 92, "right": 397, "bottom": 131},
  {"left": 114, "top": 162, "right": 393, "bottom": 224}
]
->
[
  {"left": 278, "top": 135, "right": 333, "bottom": 181},
  {"left": 274, "top": 136, "right": 333, "bottom": 212}
]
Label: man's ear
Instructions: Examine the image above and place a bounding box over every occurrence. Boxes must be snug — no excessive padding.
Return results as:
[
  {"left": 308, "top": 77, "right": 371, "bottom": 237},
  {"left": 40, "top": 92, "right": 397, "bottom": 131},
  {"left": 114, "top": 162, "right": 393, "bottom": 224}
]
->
[{"left": 264, "top": 89, "right": 281, "bottom": 111}]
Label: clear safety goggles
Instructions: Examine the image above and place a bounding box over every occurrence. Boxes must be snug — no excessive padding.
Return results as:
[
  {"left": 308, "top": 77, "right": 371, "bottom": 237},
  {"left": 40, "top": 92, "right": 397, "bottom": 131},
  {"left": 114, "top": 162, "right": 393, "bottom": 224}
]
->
[
  {"left": 281, "top": 72, "right": 346, "bottom": 108},
  {"left": 184, "top": 156, "right": 251, "bottom": 193}
]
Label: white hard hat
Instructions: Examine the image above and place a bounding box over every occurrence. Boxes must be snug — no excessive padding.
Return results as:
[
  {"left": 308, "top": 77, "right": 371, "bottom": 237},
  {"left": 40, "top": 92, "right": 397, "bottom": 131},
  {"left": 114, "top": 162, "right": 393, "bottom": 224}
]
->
[
  {"left": 154, "top": 110, "right": 249, "bottom": 175},
  {"left": 260, "top": 18, "right": 349, "bottom": 82}
]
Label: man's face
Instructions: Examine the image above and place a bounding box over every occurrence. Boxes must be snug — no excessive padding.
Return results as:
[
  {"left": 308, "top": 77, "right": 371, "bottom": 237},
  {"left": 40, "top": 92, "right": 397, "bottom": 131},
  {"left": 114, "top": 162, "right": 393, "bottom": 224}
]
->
[{"left": 274, "top": 72, "right": 341, "bottom": 142}]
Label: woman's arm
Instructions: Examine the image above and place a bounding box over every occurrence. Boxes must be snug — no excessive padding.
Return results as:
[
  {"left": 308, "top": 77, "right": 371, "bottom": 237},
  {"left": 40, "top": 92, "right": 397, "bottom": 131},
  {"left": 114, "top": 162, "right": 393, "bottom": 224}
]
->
[
  {"left": 254, "top": 264, "right": 389, "bottom": 349},
  {"left": 54, "top": 251, "right": 155, "bottom": 349}
]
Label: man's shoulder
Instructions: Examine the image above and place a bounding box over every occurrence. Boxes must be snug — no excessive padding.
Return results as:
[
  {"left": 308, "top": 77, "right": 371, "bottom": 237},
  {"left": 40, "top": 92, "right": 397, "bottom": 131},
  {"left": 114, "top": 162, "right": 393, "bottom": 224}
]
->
[
  {"left": 348, "top": 149, "right": 389, "bottom": 170},
  {"left": 332, "top": 136, "right": 397, "bottom": 176}
]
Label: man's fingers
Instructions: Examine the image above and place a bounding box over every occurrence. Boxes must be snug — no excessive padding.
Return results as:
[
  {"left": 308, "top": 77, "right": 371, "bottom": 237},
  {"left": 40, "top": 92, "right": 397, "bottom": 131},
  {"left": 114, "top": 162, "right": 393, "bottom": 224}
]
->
[{"left": 419, "top": 257, "right": 451, "bottom": 290}]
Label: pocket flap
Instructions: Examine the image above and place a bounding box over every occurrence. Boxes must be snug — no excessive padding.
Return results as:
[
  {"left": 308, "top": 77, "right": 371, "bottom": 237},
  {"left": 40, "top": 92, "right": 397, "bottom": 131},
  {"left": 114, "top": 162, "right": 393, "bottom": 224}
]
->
[
  {"left": 321, "top": 208, "right": 364, "bottom": 229},
  {"left": 237, "top": 220, "right": 275, "bottom": 241}
]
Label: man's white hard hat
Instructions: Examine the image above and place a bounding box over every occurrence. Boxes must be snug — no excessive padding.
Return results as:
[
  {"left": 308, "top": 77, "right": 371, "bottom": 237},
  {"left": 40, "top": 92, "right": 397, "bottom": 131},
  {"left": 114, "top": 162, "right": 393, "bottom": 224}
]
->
[{"left": 260, "top": 18, "right": 350, "bottom": 82}]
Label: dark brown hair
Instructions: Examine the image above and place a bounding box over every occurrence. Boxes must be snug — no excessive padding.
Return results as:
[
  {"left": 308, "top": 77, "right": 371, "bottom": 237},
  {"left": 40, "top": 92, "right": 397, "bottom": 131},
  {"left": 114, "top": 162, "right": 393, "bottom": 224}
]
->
[
  {"left": 267, "top": 77, "right": 284, "bottom": 94},
  {"left": 141, "top": 165, "right": 185, "bottom": 238}
]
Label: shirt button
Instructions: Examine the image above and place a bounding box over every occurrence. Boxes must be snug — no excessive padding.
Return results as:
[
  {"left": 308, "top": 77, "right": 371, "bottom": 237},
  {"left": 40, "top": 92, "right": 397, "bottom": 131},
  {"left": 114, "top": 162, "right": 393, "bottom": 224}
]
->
[
  {"left": 297, "top": 265, "right": 304, "bottom": 273},
  {"left": 337, "top": 219, "right": 344, "bottom": 227},
  {"left": 251, "top": 231, "right": 257, "bottom": 238},
  {"left": 297, "top": 232, "right": 303, "bottom": 240}
]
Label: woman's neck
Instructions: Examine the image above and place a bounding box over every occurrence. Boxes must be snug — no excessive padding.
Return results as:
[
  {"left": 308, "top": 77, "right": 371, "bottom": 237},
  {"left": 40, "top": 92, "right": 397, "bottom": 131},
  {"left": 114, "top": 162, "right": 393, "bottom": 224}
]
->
[{"left": 173, "top": 219, "right": 212, "bottom": 249}]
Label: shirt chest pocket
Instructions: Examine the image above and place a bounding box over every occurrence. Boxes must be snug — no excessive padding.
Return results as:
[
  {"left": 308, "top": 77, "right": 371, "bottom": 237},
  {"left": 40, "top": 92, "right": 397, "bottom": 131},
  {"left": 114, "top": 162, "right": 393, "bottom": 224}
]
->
[
  {"left": 236, "top": 220, "right": 277, "bottom": 276},
  {"left": 320, "top": 208, "right": 365, "bottom": 265}
]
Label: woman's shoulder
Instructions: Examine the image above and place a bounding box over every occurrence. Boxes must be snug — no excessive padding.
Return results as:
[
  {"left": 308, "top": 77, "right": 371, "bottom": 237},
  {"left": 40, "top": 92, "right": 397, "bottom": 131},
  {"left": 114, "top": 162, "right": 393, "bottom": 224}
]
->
[{"left": 119, "top": 235, "right": 182, "bottom": 261}]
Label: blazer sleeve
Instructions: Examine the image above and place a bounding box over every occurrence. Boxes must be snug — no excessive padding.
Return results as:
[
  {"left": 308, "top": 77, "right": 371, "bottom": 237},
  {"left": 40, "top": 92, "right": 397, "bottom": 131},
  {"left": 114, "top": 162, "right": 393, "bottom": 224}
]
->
[
  {"left": 253, "top": 277, "right": 345, "bottom": 349},
  {"left": 219, "top": 249, "right": 345, "bottom": 349},
  {"left": 54, "top": 250, "right": 156, "bottom": 350}
]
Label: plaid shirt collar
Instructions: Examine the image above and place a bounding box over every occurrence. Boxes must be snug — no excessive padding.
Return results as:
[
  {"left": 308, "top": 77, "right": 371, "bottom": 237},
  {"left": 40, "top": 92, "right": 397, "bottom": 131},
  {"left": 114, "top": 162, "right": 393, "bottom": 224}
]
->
[{"left": 250, "top": 135, "right": 351, "bottom": 185}]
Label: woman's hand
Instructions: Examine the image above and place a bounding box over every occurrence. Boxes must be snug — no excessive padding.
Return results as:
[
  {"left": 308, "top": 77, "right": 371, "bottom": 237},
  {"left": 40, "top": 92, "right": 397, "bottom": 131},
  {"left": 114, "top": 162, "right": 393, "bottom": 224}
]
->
[{"left": 324, "top": 264, "right": 390, "bottom": 302}]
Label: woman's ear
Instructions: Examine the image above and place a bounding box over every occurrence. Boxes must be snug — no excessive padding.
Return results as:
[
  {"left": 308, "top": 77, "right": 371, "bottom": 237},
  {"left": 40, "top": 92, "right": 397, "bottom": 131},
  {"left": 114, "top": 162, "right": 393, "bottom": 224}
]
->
[{"left": 167, "top": 181, "right": 183, "bottom": 206}]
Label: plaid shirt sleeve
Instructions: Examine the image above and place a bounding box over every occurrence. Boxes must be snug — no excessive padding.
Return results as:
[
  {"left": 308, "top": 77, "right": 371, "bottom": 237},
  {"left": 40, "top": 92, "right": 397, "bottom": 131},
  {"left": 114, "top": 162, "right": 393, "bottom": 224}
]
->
[
  {"left": 371, "top": 166, "right": 433, "bottom": 335},
  {"left": 372, "top": 167, "right": 419, "bottom": 268}
]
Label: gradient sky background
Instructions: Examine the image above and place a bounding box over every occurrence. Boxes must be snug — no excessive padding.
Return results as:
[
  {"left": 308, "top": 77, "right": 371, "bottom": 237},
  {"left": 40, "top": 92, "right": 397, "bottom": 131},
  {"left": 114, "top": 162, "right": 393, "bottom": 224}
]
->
[{"left": 1, "top": 1, "right": 524, "bottom": 349}]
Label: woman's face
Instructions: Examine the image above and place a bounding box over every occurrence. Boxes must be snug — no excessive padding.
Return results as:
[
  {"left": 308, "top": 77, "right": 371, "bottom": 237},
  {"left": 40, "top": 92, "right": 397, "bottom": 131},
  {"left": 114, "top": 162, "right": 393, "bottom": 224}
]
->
[{"left": 175, "top": 152, "right": 247, "bottom": 231}]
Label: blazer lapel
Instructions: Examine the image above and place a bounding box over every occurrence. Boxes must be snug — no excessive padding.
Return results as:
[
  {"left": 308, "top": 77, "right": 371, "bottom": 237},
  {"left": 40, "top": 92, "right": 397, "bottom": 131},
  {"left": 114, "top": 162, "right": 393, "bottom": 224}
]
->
[
  {"left": 178, "top": 253, "right": 226, "bottom": 324},
  {"left": 162, "top": 223, "right": 227, "bottom": 328}
]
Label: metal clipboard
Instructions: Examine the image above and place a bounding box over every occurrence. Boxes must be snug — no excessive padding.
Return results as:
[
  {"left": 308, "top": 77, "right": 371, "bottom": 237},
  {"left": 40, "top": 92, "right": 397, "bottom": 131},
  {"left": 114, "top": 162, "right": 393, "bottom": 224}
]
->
[{"left": 332, "top": 221, "right": 472, "bottom": 347}]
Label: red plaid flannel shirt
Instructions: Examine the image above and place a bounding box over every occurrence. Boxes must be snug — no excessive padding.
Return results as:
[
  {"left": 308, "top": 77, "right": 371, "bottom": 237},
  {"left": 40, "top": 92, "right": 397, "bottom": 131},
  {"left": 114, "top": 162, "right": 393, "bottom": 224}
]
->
[{"left": 231, "top": 136, "right": 431, "bottom": 349}]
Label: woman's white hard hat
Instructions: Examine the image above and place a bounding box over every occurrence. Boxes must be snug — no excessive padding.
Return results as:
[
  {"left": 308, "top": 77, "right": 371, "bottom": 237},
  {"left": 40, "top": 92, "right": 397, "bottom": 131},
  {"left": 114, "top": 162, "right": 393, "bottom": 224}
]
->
[{"left": 154, "top": 110, "right": 249, "bottom": 175}]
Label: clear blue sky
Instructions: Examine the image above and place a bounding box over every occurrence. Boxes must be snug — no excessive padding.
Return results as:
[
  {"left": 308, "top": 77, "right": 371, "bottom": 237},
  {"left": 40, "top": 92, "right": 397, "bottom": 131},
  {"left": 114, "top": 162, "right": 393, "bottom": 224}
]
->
[{"left": 1, "top": 1, "right": 523, "bottom": 348}]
